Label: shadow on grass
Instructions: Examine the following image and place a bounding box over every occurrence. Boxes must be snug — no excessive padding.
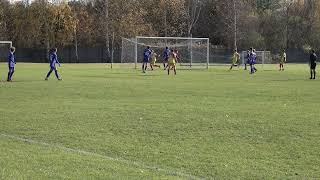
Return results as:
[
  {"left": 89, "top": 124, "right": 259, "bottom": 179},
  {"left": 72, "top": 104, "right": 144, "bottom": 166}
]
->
[
  {"left": 0, "top": 80, "right": 47, "bottom": 83},
  {"left": 271, "top": 78, "right": 308, "bottom": 82}
]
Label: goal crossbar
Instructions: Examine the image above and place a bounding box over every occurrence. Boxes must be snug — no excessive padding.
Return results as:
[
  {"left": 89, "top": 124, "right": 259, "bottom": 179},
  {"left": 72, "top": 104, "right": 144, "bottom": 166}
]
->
[
  {"left": 136, "top": 36, "right": 209, "bottom": 41},
  {"left": 0, "top": 41, "right": 13, "bottom": 47}
]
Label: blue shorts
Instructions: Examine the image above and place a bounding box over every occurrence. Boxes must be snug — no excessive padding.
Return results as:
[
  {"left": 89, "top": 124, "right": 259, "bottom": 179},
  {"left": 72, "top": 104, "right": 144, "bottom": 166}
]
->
[
  {"left": 143, "top": 58, "right": 149, "bottom": 63},
  {"left": 50, "top": 66, "right": 57, "bottom": 70}
]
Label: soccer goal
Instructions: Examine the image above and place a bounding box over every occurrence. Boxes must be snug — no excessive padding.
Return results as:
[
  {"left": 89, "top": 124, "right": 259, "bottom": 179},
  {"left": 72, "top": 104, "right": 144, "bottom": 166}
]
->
[
  {"left": 121, "top": 36, "right": 210, "bottom": 69},
  {"left": 0, "top": 41, "right": 13, "bottom": 62},
  {"left": 241, "top": 50, "right": 272, "bottom": 69}
]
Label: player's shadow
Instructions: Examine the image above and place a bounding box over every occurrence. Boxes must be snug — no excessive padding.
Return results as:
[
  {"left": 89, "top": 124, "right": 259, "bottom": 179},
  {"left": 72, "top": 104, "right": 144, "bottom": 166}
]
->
[
  {"left": 0, "top": 80, "right": 45, "bottom": 83},
  {"left": 138, "top": 74, "right": 160, "bottom": 77},
  {"left": 271, "top": 79, "right": 305, "bottom": 82},
  {"left": 109, "top": 72, "right": 136, "bottom": 75}
]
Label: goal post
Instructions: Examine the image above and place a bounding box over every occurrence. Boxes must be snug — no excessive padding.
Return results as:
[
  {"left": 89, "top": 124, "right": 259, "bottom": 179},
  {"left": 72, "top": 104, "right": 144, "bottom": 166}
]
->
[
  {"left": 0, "top": 41, "right": 13, "bottom": 62},
  {"left": 121, "top": 36, "right": 210, "bottom": 69}
]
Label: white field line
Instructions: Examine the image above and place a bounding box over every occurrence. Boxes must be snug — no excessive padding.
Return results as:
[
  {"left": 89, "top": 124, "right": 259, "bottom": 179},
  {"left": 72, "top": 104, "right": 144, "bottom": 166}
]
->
[{"left": 0, "top": 133, "right": 206, "bottom": 180}]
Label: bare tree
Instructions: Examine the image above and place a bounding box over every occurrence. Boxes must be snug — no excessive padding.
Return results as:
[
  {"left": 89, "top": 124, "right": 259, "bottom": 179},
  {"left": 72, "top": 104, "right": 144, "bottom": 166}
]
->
[
  {"left": 103, "top": 0, "right": 110, "bottom": 63},
  {"left": 186, "top": 0, "right": 202, "bottom": 37}
]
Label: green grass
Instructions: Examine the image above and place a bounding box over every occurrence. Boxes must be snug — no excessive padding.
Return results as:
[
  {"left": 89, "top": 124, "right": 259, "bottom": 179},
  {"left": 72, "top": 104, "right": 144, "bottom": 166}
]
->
[{"left": 0, "top": 63, "right": 319, "bottom": 179}]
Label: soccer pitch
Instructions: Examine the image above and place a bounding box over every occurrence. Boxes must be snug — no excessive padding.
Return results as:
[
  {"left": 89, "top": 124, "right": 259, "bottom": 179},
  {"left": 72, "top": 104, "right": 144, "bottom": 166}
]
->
[{"left": 0, "top": 63, "right": 319, "bottom": 179}]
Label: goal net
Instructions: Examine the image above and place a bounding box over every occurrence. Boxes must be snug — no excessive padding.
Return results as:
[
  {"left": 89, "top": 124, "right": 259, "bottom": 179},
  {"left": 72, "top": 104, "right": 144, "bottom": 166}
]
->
[
  {"left": 241, "top": 50, "right": 272, "bottom": 69},
  {"left": 121, "top": 36, "right": 210, "bottom": 69},
  {"left": 0, "top": 41, "right": 12, "bottom": 62}
]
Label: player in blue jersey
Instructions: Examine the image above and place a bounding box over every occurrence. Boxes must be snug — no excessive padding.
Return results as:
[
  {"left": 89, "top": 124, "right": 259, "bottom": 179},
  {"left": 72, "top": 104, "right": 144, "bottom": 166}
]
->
[
  {"left": 163, "top": 47, "right": 170, "bottom": 70},
  {"left": 7, "top": 47, "right": 16, "bottom": 82},
  {"left": 244, "top": 50, "right": 250, "bottom": 70},
  {"left": 249, "top": 48, "right": 257, "bottom": 74},
  {"left": 142, "top": 46, "right": 152, "bottom": 73},
  {"left": 45, "top": 48, "right": 62, "bottom": 80}
]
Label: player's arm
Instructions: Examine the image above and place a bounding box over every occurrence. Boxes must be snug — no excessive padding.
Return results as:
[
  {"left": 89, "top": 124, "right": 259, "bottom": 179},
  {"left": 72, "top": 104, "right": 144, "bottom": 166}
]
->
[{"left": 55, "top": 54, "right": 61, "bottom": 67}]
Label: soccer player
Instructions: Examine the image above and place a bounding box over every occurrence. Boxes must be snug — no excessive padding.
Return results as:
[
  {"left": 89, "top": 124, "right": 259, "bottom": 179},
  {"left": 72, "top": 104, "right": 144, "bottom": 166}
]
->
[
  {"left": 150, "top": 50, "right": 161, "bottom": 70},
  {"left": 229, "top": 49, "right": 240, "bottom": 70},
  {"left": 174, "top": 49, "right": 181, "bottom": 63},
  {"left": 7, "top": 47, "right": 16, "bottom": 82},
  {"left": 142, "top": 46, "right": 152, "bottom": 73},
  {"left": 244, "top": 50, "right": 250, "bottom": 70},
  {"left": 309, "top": 49, "right": 317, "bottom": 80},
  {"left": 163, "top": 47, "right": 170, "bottom": 70},
  {"left": 45, "top": 48, "right": 62, "bottom": 80},
  {"left": 168, "top": 49, "right": 178, "bottom": 75},
  {"left": 279, "top": 49, "right": 286, "bottom": 71},
  {"left": 249, "top": 48, "right": 257, "bottom": 74}
]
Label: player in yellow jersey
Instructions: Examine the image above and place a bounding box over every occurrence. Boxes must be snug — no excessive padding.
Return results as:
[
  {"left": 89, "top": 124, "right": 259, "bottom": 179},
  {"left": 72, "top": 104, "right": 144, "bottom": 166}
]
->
[
  {"left": 150, "top": 50, "right": 161, "bottom": 70},
  {"left": 229, "top": 49, "right": 240, "bottom": 70},
  {"left": 168, "top": 49, "right": 178, "bottom": 75},
  {"left": 279, "top": 49, "right": 286, "bottom": 71}
]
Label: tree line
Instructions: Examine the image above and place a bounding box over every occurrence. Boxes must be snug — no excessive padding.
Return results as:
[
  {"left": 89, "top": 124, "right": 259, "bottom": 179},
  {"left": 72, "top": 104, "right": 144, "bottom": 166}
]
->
[{"left": 1, "top": 0, "right": 320, "bottom": 61}]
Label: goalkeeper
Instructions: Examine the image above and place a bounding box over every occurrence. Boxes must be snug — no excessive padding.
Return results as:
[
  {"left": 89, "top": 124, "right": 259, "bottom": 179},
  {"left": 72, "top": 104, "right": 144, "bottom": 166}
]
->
[
  {"left": 229, "top": 49, "right": 240, "bottom": 70},
  {"left": 150, "top": 50, "right": 161, "bottom": 70}
]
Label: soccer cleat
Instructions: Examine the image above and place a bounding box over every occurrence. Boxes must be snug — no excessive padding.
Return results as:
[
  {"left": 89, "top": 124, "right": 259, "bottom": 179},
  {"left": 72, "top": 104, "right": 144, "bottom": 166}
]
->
[
  {"left": 58, "top": 78, "right": 62, "bottom": 81},
  {"left": 45, "top": 78, "right": 48, "bottom": 81}
]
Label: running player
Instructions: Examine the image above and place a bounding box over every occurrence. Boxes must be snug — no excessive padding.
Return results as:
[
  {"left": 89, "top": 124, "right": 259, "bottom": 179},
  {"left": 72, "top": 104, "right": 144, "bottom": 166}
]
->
[
  {"left": 229, "top": 49, "right": 240, "bottom": 70},
  {"left": 150, "top": 50, "right": 161, "bottom": 70},
  {"left": 163, "top": 47, "right": 170, "bottom": 70},
  {"left": 168, "top": 49, "right": 178, "bottom": 75},
  {"left": 142, "top": 46, "right": 152, "bottom": 73}
]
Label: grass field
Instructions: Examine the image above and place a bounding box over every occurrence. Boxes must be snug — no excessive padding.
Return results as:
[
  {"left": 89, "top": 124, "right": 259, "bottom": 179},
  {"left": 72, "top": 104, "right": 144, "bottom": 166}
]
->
[{"left": 0, "top": 63, "right": 319, "bottom": 179}]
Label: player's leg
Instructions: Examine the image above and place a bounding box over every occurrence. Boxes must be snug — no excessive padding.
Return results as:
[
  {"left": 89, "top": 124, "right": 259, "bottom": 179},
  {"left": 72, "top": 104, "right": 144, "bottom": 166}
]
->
[
  {"left": 163, "top": 59, "right": 167, "bottom": 70},
  {"left": 229, "top": 64, "right": 233, "bottom": 70},
  {"left": 313, "top": 64, "right": 317, "bottom": 79},
  {"left": 54, "top": 68, "right": 61, "bottom": 80},
  {"left": 145, "top": 62, "right": 148, "bottom": 71},
  {"left": 174, "top": 64, "right": 177, "bottom": 75},
  {"left": 167, "top": 64, "right": 171, "bottom": 75},
  {"left": 253, "top": 64, "right": 257, "bottom": 72},
  {"left": 150, "top": 63, "right": 154, "bottom": 71},
  {"left": 7, "top": 68, "right": 13, "bottom": 81},
  {"left": 46, "top": 68, "right": 53, "bottom": 80},
  {"left": 142, "top": 63, "right": 145, "bottom": 73},
  {"left": 9, "top": 67, "right": 15, "bottom": 80},
  {"left": 7, "top": 71, "right": 10, "bottom": 81}
]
